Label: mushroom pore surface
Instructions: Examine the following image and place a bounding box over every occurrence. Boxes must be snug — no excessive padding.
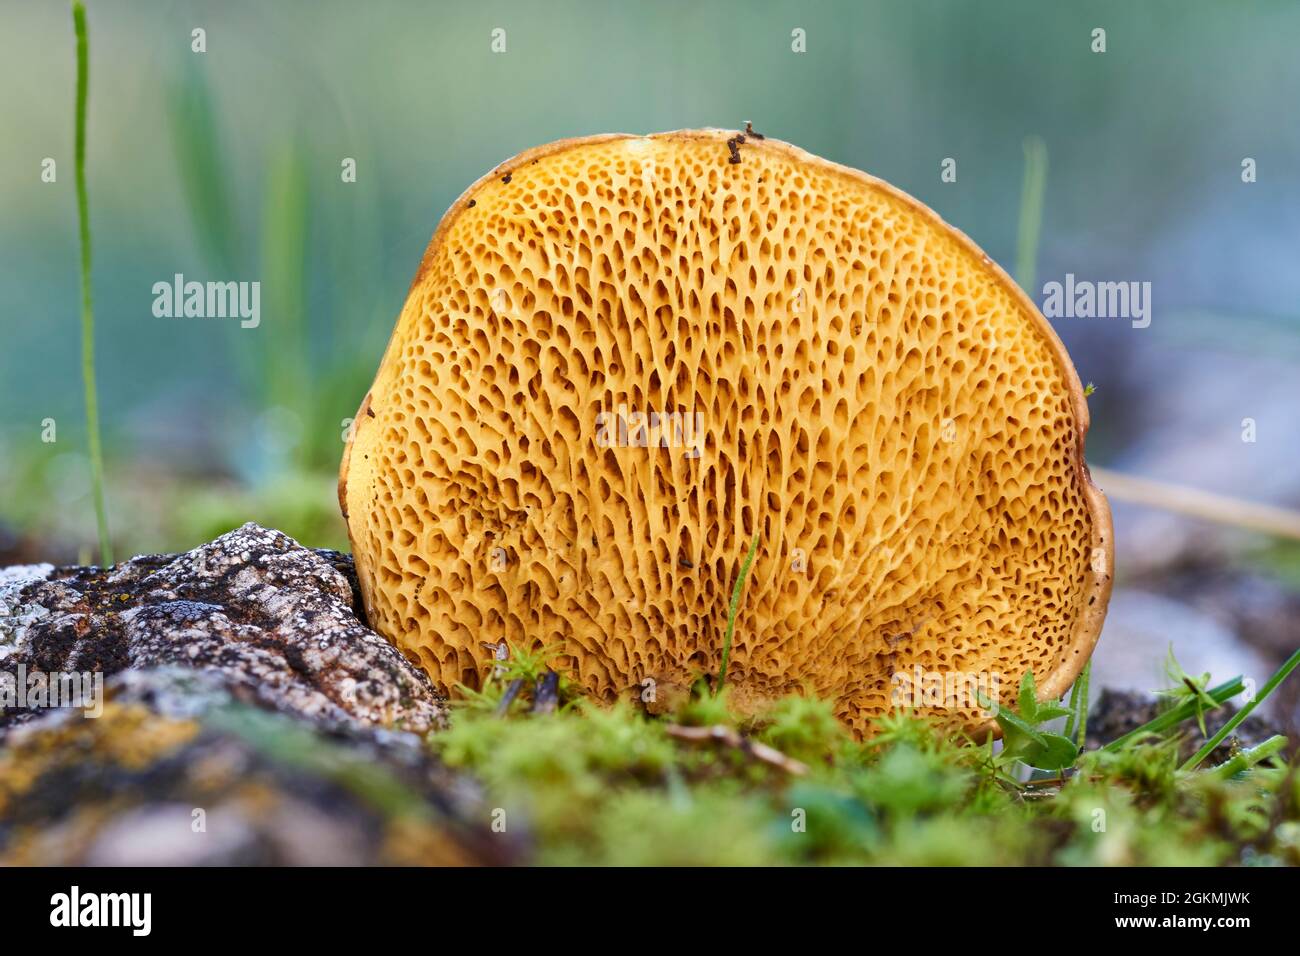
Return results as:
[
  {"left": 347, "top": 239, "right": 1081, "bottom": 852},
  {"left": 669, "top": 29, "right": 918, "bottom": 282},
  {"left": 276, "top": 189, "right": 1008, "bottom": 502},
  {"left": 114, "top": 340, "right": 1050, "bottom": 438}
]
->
[{"left": 340, "top": 129, "right": 1112, "bottom": 737}]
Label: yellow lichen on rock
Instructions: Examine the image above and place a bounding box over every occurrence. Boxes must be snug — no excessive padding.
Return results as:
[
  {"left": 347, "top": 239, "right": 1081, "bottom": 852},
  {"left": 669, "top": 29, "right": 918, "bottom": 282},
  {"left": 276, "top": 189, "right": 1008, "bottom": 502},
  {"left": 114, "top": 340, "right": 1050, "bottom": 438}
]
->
[
  {"left": 0, "top": 704, "right": 198, "bottom": 816},
  {"left": 340, "top": 129, "right": 1112, "bottom": 737}
]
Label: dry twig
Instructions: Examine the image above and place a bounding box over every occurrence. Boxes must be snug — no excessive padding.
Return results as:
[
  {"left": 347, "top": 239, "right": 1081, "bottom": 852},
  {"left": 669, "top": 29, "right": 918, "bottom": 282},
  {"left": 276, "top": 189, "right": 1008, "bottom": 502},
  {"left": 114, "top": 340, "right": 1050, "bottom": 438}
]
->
[{"left": 665, "top": 724, "right": 809, "bottom": 776}]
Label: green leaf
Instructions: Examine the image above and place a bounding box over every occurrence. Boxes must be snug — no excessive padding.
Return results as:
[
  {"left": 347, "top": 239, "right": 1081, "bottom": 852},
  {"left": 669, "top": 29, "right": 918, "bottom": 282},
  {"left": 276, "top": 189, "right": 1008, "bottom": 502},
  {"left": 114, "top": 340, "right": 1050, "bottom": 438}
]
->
[
  {"left": 1033, "top": 703, "right": 1073, "bottom": 723},
  {"left": 994, "top": 703, "right": 1048, "bottom": 753},
  {"left": 1019, "top": 733, "right": 1079, "bottom": 771},
  {"left": 1017, "top": 671, "right": 1039, "bottom": 722},
  {"left": 1156, "top": 645, "right": 1222, "bottom": 739}
]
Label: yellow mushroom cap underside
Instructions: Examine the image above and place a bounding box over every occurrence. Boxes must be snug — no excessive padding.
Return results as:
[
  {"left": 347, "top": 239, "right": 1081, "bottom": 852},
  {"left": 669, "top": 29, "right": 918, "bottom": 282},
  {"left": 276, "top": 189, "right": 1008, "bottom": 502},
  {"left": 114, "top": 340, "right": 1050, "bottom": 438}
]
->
[{"left": 340, "top": 129, "right": 1113, "bottom": 738}]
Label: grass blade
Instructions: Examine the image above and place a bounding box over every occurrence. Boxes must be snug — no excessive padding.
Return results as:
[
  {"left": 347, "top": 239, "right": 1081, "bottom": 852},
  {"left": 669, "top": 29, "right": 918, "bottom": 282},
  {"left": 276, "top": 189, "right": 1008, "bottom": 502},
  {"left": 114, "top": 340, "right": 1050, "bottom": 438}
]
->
[
  {"left": 261, "top": 145, "right": 310, "bottom": 426},
  {"left": 1102, "top": 676, "right": 1245, "bottom": 752},
  {"left": 1207, "top": 734, "right": 1287, "bottom": 780},
  {"left": 716, "top": 531, "right": 760, "bottom": 692},
  {"left": 72, "top": 1, "right": 111, "bottom": 567},
  {"left": 168, "top": 56, "right": 237, "bottom": 274},
  {"left": 1015, "top": 135, "right": 1048, "bottom": 294},
  {"left": 1181, "top": 649, "right": 1300, "bottom": 772},
  {"left": 1063, "top": 660, "right": 1092, "bottom": 747},
  {"left": 1072, "top": 659, "right": 1091, "bottom": 749}
]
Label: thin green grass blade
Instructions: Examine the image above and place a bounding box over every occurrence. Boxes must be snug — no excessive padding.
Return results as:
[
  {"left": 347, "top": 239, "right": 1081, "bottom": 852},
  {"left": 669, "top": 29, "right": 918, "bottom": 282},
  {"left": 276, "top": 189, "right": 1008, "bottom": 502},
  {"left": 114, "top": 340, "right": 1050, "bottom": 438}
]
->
[
  {"left": 166, "top": 57, "right": 269, "bottom": 410},
  {"left": 261, "top": 145, "right": 310, "bottom": 435},
  {"left": 72, "top": 1, "right": 111, "bottom": 567},
  {"left": 1181, "top": 649, "right": 1300, "bottom": 772},
  {"left": 1207, "top": 734, "right": 1287, "bottom": 780},
  {"left": 1102, "top": 676, "right": 1245, "bottom": 752},
  {"left": 1073, "top": 659, "right": 1091, "bottom": 749},
  {"left": 716, "top": 532, "right": 760, "bottom": 692},
  {"left": 1015, "top": 135, "right": 1048, "bottom": 294},
  {"left": 1063, "top": 665, "right": 1083, "bottom": 742},
  {"left": 168, "top": 57, "right": 237, "bottom": 274}
]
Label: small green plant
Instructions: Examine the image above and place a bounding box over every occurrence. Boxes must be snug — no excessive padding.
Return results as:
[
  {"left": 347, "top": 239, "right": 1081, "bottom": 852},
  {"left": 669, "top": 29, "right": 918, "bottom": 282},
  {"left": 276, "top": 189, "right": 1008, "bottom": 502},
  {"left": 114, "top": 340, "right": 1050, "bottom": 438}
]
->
[
  {"left": 1103, "top": 675, "right": 1246, "bottom": 752},
  {"left": 387, "top": 594, "right": 1300, "bottom": 865},
  {"left": 982, "top": 671, "right": 1079, "bottom": 773},
  {"left": 1181, "top": 647, "right": 1300, "bottom": 772},
  {"left": 1156, "top": 645, "right": 1221, "bottom": 737},
  {"left": 452, "top": 640, "right": 576, "bottom": 717},
  {"left": 71, "top": 1, "right": 111, "bottom": 566}
]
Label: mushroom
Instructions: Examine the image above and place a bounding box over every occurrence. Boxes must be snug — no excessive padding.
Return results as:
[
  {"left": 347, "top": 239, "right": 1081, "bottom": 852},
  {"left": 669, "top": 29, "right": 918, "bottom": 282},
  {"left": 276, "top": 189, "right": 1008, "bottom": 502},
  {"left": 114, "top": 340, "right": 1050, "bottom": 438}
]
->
[{"left": 339, "top": 129, "right": 1112, "bottom": 737}]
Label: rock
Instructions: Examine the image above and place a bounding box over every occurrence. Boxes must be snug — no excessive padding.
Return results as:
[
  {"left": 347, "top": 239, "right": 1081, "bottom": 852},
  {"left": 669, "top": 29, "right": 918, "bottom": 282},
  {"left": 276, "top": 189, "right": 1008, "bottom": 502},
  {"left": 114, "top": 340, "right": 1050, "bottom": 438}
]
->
[
  {"left": 0, "top": 686, "right": 518, "bottom": 865},
  {"left": 0, "top": 522, "right": 444, "bottom": 733},
  {"left": 0, "top": 525, "right": 517, "bottom": 865}
]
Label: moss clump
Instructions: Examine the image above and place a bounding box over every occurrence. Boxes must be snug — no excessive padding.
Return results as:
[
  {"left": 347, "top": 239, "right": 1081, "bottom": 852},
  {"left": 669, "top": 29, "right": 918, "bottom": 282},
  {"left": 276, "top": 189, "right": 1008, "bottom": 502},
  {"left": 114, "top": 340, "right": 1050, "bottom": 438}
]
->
[{"left": 428, "top": 677, "right": 1300, "bottom": 866}]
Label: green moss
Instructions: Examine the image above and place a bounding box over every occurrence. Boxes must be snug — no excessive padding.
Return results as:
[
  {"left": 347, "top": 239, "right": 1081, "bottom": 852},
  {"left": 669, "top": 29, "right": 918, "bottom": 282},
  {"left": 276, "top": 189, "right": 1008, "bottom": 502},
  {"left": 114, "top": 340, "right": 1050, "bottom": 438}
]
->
[
  {"left": 549, "top": 789, "right": 780, "bottom": 866},
  {"left": 850, "top": 743, "right": 974, "bottom": 818},
  {"left": 671, "top": 684, "right": 739, "bottom": 727},
  {"left": 755, "top": 695, "right": 851, "bottom": 765},
  {"left": 425, "top": 684, "right": 1299, "bottom": 866}
]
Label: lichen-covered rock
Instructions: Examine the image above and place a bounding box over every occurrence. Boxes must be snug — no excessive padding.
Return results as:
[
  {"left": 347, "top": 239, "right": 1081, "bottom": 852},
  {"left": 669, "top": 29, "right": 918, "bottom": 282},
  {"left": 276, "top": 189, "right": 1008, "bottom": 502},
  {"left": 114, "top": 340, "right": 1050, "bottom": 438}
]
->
[
  {"left": 0, "top": 523, "right": 444, "bottom": 733},
  {"left": 0, "top": 689, "right": 516, "bottom": 865},
  {"left": 0, "top": 526, "right": 516, "bottom": 865}
]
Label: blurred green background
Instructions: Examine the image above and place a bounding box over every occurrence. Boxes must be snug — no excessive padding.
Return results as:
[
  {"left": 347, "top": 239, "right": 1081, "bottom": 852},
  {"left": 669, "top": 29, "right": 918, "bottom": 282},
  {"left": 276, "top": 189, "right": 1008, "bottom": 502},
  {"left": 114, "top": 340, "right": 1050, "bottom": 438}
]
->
[{"left": 1, "top": 0, "right": 1298, "bottom": 602}]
